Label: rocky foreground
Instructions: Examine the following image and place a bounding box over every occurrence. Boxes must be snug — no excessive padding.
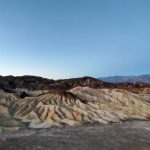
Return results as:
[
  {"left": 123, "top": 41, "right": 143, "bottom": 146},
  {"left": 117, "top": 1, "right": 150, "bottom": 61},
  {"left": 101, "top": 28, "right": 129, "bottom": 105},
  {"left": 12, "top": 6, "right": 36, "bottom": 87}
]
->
[{"left": 0, "top": 121, "right": 150, "bottom": 150}]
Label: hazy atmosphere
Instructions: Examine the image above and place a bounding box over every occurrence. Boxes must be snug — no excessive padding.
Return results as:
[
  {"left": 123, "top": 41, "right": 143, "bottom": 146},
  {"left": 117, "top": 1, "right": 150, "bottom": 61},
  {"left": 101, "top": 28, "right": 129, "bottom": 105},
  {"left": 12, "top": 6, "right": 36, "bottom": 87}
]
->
[{"left": 0, "top": 0, "right": 150, "bottom": 79}]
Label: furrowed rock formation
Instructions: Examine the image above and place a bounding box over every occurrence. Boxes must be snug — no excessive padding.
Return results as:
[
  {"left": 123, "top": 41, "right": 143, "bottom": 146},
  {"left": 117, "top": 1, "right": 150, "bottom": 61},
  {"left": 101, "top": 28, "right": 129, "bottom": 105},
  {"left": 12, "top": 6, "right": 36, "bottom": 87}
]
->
[
  {"left": 0, "top": 87, "right": 150, "bottom": 131},
  {"left": 70, "top": 87, "right": 150, "bottom": 119},
  {"left": 0, "top": 76, "right": 150, "bottom": 132}
]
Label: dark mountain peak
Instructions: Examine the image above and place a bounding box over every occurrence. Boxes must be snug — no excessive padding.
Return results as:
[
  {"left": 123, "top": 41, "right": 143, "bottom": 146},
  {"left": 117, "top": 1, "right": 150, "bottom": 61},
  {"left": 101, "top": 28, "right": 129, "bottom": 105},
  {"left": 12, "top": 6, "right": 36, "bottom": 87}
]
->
[{"left": 0, "top": 75, "right": 150, "bottom": 95}]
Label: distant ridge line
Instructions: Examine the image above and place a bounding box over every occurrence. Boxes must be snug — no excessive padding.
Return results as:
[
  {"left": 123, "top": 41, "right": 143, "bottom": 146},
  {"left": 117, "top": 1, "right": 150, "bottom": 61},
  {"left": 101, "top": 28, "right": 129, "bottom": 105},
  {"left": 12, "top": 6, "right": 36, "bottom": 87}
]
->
[{"left": 98, "top": 74, "right": 150, "bottom": 84}]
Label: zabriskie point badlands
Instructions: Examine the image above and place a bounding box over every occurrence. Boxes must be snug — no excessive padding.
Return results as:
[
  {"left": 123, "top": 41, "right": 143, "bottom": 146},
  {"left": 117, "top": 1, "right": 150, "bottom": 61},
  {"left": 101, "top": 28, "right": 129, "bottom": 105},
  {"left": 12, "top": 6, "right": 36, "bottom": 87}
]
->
[
  {"left": 1, "top": 76, "right": 150, "bottom": 130},
  {"left": 0, "top": 0, "right": 150, "bottom": 149},
  {"left": 0, "top": 76, "right": 150, "bottom": 149}
]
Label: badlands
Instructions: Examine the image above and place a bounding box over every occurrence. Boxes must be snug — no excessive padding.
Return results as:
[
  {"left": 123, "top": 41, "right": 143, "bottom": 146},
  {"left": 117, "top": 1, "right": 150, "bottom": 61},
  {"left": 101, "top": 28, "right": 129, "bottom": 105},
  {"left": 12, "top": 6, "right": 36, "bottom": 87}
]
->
[
  {"left": 0, "top": 76, "right": 150, "bottom": 131},
  {"left": 0, "top": 76, "right": 150, "bottom": 150}
]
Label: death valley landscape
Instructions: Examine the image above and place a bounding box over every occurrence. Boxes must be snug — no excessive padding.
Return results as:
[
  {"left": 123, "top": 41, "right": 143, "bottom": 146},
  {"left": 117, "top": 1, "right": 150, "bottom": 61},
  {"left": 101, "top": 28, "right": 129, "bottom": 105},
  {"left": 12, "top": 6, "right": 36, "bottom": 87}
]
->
[
  {"left": 0, "top": 0, "right": 150, "bottom": 149},
  {"left": 0, "top": 75, "right": 150, "bottom": 149}
]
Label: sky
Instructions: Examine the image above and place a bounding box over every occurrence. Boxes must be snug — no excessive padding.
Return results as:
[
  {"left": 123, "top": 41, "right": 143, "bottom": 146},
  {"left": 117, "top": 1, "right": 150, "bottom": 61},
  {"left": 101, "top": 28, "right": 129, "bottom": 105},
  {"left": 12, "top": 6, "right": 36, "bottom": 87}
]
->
[{"left": 0, "top": 0, "right": 150, "bottom": 79}]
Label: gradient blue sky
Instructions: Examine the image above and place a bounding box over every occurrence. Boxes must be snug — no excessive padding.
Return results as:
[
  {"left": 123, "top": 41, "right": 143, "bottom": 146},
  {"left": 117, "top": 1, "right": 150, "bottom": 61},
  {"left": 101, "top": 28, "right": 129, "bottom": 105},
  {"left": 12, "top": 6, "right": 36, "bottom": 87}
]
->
[{"left": 0, "top": 0, "right": 150, "bottom": 79}]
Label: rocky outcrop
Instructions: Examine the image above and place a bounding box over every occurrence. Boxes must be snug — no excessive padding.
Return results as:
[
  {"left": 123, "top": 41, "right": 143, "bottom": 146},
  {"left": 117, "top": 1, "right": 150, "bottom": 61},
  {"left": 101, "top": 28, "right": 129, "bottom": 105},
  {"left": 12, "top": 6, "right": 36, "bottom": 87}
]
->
[
  {"left": 0, "top": 86, "right": 150, "bottom": 132},
  {"left": 0, "top": 75, "right": 55, "bottom": 91},
  {"left": 0, "top": 76, "right": 150, "bottom": 132},
  {"left": 1, "top": 75, "right": 150, "bottom": 94}
]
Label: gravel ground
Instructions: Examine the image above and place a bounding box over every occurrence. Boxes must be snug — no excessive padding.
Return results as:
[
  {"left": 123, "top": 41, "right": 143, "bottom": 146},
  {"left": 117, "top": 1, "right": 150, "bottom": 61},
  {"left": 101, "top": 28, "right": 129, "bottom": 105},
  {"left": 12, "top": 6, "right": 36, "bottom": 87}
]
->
[{"left": 0, "top": 121, "right": 150, "bottom": 150}]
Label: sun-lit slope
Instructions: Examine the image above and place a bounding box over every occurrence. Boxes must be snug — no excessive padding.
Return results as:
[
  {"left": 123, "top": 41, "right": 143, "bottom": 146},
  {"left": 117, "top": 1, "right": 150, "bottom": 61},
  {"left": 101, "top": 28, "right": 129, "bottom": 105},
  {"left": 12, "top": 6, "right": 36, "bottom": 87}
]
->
[
  {"left": 11, "top": 92, "right": 91, "bottom": 127},
  {"left": 0, "top": 90, "right": 26, "bottom": 132},
  {"left": 0, "top": 90, "right": 18, "bottom": 116},
  {"left": 0, "top": 90, "right": 17, "bottom": 105},
  {"left": 70, "top": 87, "right": 150, "bottom": 118},
  {"left": 6, "top": 87, "right": 150, "bottom": 129}
]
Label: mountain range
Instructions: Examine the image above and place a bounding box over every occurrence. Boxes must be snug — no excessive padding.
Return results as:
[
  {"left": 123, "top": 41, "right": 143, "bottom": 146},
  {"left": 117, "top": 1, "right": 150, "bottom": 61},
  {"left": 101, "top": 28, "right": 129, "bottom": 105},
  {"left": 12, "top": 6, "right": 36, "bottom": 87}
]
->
[{"left": 98, "top": 74, "right": 150, "bottom": 84}]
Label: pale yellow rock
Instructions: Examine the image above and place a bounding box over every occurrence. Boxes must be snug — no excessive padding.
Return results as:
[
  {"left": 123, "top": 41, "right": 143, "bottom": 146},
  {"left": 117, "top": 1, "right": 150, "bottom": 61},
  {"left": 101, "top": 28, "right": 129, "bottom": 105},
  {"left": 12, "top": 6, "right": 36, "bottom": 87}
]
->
[
  {"left": 2, "top": 127, "right": 21, "bottom": 132},
  {"left": 1, "top": 87, "right": 150, "bottom": 130},
  {"left": 0, "top": 105, "right": 10, "bottom": 116}
]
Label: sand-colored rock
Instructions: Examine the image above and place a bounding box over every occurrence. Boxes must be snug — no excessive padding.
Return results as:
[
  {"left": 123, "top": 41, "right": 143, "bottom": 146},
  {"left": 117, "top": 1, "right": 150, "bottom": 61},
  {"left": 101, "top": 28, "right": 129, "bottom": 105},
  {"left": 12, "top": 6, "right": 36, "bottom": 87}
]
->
[
  {"left": 0, "top": 90, "right": 17, "bottom": 107},
  {"left": 0, "top": 86, "right": 150, "bottom": 131},
  {"left": 0, "top": 105, "right": 10, "bottom": 117}
]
